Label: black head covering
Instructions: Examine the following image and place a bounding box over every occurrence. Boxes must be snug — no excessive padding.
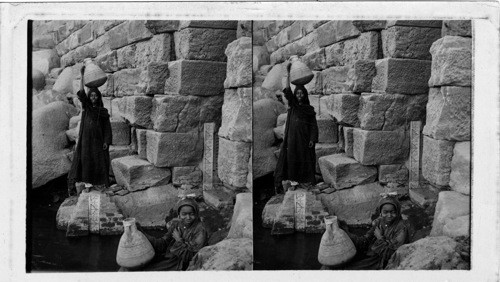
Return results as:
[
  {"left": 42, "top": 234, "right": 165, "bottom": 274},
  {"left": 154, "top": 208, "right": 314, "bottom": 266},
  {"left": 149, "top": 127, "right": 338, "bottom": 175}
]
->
[
  {"left": 87, "top": 87, "right": 104, "bottom": 108},
  {"left": 293, "top": 85, "right": 311, "bottom": 105}
]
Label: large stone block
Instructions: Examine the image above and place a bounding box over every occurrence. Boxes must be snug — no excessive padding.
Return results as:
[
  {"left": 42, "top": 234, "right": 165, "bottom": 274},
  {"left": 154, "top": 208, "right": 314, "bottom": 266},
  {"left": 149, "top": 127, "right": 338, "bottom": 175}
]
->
[
  {"left": 116, "top": 96, "right": 153, "bottom": 128},
  {"left": 253, "top": 45, "right": 270, "bottom": 73},
  {"left": 430, "top": 191, "right": 470, "bottom": 237},
  {"left": 253, "top": 98, "right": 286, "bottom": 148},
  {"left": 346, "top": 60, "right": 376, "bottom": 93},
  {"left": 319, "top": 154, "right": 377, "bottom": 189},
  {"left": 262, "top": 194, "right": 284, "bottom": 228},
  {"left": 146, "top": 131, "right": 203, "bottom": 167},
  {"left": 172, "top": 166, "right": 202, "bottom": 187},
  {"left": 325, "top": 31, "right": 379, "bottom": 67},
  {"left": 164, "top": 60, "right": 226, "bottom": 96},
  {"left": 227, "top": 193, "right": 253, "bottom": 239},
  {"left": 352, "top": 21, "right": 387, "bottom": 31},
  {"left": 135, "top": 33, "right": 175, "bottom": 67},
  {"left": 174, "top": 28, "right": 236, "bottom": 61},
  {"left": 372, "top": 58, "right": 431, "bottom": 95},
  {"left": 113, "top": 68, "right": 142, "bottom": 97},
  {"left": 449, "top": 142, "right": 471, "bottom": 195},
  {"left": 94, "top": 50, "right": 118, "bottom": 73},
  {"left": 317, "top": 21, "right": 361, "bottom": 47},
  {"left": 108, "top": 20, "right": 153, "bottom": 50},
  {"left": 381, "top": 26, "right": 442, "bottom": 60},
  {"left": 237, "top": 21, "right": 252, "bottom": 38},
  {"left": 178, "top": 20, "right": 237, "bottom": 30},
  {"left": 442, "top": 20, "right": 472, "bottom": 37},
  {"left": 111, "top": 155, "right": 171, "bottom": 192},
  {"left": 315, "top": 143, "right": 344, "bottom": 173},
  {"left": 116, "top": 44, "right": 136, "bottom": 70},
  {"left": 442, "top": 215, "right": 470, "bottom": 238},
  {"left": 317, "top": 115, "right": 338, "bottom": 143},
  {"left": 321, "top": 66, "right": 350, "bottom": 95},
  {"left": 378, "top": 164, "right": 408, "bottom": 184},
  {"left": 423, "top": 87, "right": 471, "bottom": 141},
  {"left": 224, "top": 37, "right": 252, "bottom": 88},
  {"left": 304, "top": 71, "right": 323, "bottom": 96},
  {"left": 422, "top": 135, "right": 454, "bottom": 187},
  {"left": 353, "top": 127, "right": 409, "bottom": 165},
  {"left": 386, "top": 20, "right": 442, "bottom": 28},
  {"left": 217, "top": 137, "right": 251, "bottom": 188},
  {"left": 110, "top": 117, "right": 131, "bottom": 145},
  {"left": 344, "top": 127, "right": 354, "bottom": 158},
  {"left": 91, "top": 20, "right": 123, "bottom": 38},
  {"left": 151, "top": 95, "right": 223, "bottom": 133},
  {"left": 323, "top": 93, "right": 360, "bottom": 126},
  {"left": 302, "top": 48, "right": 327, "bottom": 71},
  {"left": 137, "top": 62, "right": 169, "bottom": 95},
  {"left": 52, "top": 67, "right": 74, "bottom": 95},
  {"left": 253, "top": 146, "right": 280, "bottom": 179},
  {"left": 218, "top": 88, "right": 252, "bottom": 142},
  {"left": 145, "top": 20, "right": 180, "bottom": 34},
  {"left": 319, "top": 182, "right": 406, "bottom": 225},
  {"left": 187, "top": 238, "right": 252, "bottom": 271},
  {"left": 108, "top": 145, "right": 131, "bottom": 175},
  {"left": 428, "top": 36, "right": 472, "bottom": 87},
  {"left": 358, "top": 93, "right": 428, "bottom": 131},
  {"left": 33, "top": 49, "right": 60, "bottom": 75}
]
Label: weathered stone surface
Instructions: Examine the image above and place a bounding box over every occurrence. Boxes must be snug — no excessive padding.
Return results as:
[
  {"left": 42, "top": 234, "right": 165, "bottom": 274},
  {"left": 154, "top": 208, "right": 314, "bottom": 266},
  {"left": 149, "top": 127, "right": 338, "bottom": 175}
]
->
[
  {"left": 108, "top": 20, "right": 153, "bottom": 50},
  {"left": 187, "top": 238, "right": 252, "bottom": 270},
  {"left": 136, "top": 129, "right": 147, "bottom": 159},
  {"left": 261, "top": 194, "right": 284, "bottom": 228},
  {"left": 319, "top": 182, "right": 406, "bottom": 225},
  {"left": 382, "top": 26, "right": 442, "bottom": 60},
  {"left": 113, "top": 68, "right": 142, "bottom": 97},
  {"left": 319, "top": 154, "right": 377, "bottom": 189},
  {"left": 111, "top": 184, "right": 179, "bottom": 228},
  {"left": 321, "top": 66, "right": 350, "bottom": 94},
  {"left": 146, "top": 131, "right": 203, "bottom": 167},
  {"left": 325, "top": 31, "right": 379, "bottom": 67},
  {"left": 174, "top": 28, "right": 236, "bottom": 61},
  {"left": 151, "top": 95, "right": 223, "bottom": 133},
  {"left": 344, "top": 127, "right": 354, "bottom": 158},
  {"left": 94, "top": 50, "right": 118, "bottom": 72},
  {"left": 172, "top": 166, "right": 202, "bottom": 187},
  {"left": 253, "top": 45, "right": 270, "bottom": 73},
  {"left": 137, "top": 62, "right": 169, "bottom": 95},
  {"left": 116, "top": 96, "right": 153, "bottom": 128},
  {"left": 352, "top": 20, "right": 387, "bottom": 31},
  {"left": 386, "top": 20, "right": 442, "bottom": 28},
  {"left": 442, "top": 20, "right": 471, "bottom": 37},
  {"left": 217, "top": 137, "right": 251, "bottom": 188},
  {"left": 66, "top": 192, "right": 90, "bottom": 236},
  {"left": 261, "top": 63, "right": 286, "bottom": 92},
  {"left": 218, "top": 88, "right": 252, "bottom": 142},
  {"left": 372, "top": 58, "right": 431, "bottom": 95},
  {"left": 237, "top": 21, "right": 252, "bottom": 38},
  {"left": 33, "top": 90, "right": 68, "bottom": 110},
  {"left": 33, "top": 49, "right": 60, "bottom": 75},
  {"left": 323, "top": 93, "right": 359, "bottom": 126},
  {"left": 317, "top": 21, "right": 361, "bottom": 47},
  {"left": 449, "top": 142, "right": 471, "bottom": 195},
  {"left": 254, "top": 146, "right": 280, "bottom": 180},
  {"left": 110, "top": 117, "right": 131, "bottom": 145},
  {"left": 52, "top": 67, "right": 74, "bottom": 94},
  {"left": 409, "top": 187, "right": 439, "bottom": 209},
  {"left": 33, "top": 34, "right": 56, "bottom": 49},
  {"left": 108, "top": 145, "right": 131, "bottom": 175},
  {"left": 430, "top": 191, "right": 470, "bottom": 237},
  {"left": 317, "top": 115, "right": 338, "bottom": 143},
  {"left": 378, "top": 164, "right": 408, "bottom": 184},
  {"left": 346, "top": 60, "right": 376, "bottom": 93},
  {"left": 203, "top": 189, "right": 235, "bottom": 209},
  {"left": 224, "top": 37, "right": 252, "bottom": 88},
  {"left": 353, "top": 127, "right": 409, "bottom": 165},
  {"left": 227, "top": 193, "right": 252, "bottom": 239},
  {"left": 165, "top": 60, "right": 226, "bottom": 96},
  {"left": 145, "top": 20, "right": 179, "bottom": 34},
  {"left": 315, "top": 143, "right": 344, "bottom": 173},
  {"left": 442, "top": 215, "right": 470, "bottom": 238},
  {"left": 422, "top": 136, "right": 454, "bottom": 187},
  {"left": 271, "top": 190, "right": 296, "bottom": 234},
  {"left": 111, "top": 155, "right": 171, "bottom": 192},
  {"left": 386, "top": 236, "right": 466, "bottom": 270},
  {"left": 358, "top": 93, "right": 428, "bottom": 131},
  {"left": 178, "top": 20, "right": 237, "bottom": 30},
  {"left": 91, "top": 20, "right": 123, "bottom": 38},
  {"left": 253, "top": 98, "right": 286, "bottom": 148},
  {"left": 428, "top": 36, "right": 472, "bottom": 87},
  {"left": 56, "top": 196, "right": 77, "bottom": 230},
  {"left": 423, "top": 87, "right": 471, "bottom": 141},
  {"left": 302, "top": 48, "right": 327, "bottom": 71},
  {"left": 116, "top": 44, "right": 137, "bottom": 70},
  {"left": 32, "top": 101, "right": 78, "bottom": 188}
]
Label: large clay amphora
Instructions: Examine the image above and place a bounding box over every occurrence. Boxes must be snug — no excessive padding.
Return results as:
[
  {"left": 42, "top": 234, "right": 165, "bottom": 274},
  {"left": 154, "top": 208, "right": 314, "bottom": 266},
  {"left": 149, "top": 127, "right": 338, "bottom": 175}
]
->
[
  {"left": 116, "top": 218, "right": 155, "bottom": 269},
  {"left": 289, "top": 55, "right": 314, "bottom": 86},
  {"left": 83, "top": 58, "right": 107, "bottom": 88},
  {"left": 318, "top": 215, "right": 356, "bottom": 266}
]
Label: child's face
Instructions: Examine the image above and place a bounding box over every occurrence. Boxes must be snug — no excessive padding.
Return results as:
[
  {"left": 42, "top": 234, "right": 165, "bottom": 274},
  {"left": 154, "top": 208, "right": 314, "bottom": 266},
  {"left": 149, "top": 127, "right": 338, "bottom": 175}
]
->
[
  {"left": 179, "top": 205, "right": 196, "bottom": 226},
  {"left": 89, "top": 91, "right": 98, "bottom": 105},
  {"left": 380, "top": 203, "right": 397, "bottom": 224},
  {"left": 295, "top": 89, "right": 305, "bottom": 104}
]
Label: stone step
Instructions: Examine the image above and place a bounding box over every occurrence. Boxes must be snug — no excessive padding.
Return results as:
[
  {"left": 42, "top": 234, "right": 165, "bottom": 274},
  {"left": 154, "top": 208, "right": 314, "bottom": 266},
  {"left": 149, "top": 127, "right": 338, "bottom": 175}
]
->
[
  {"left": 409, "top": 187, "right": 439, "bottom": 209},
  {"left": 318, "top": 153, "right": 377, "bottom": 190},
  {"left": 111, "top": 155, "right": 171, "bottom": 192},
  {"left": 203, "top": 189, "right": 235, "bottom": 209}
]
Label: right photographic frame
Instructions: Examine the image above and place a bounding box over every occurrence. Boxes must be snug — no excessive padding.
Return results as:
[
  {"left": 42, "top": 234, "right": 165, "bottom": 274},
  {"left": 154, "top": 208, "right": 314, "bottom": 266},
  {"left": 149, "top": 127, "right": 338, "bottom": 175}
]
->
[{"left": 252, "top": 20, "right": 472, "bottom": 271}]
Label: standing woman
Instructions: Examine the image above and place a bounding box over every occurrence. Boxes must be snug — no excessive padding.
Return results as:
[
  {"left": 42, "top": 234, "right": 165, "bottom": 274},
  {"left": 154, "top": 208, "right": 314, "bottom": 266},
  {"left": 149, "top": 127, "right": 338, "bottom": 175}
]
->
[
  {"left": 67, "top": 65, "right": 112, "bottom": 195},
  {"left": 274, "top": 61, "right": 319, "bottom": 193}
]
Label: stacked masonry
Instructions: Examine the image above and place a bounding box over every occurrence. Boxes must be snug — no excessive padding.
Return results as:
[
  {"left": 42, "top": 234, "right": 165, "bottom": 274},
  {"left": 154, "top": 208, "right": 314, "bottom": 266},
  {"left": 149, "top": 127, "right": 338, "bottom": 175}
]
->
[
  {"left": 34, "top": 20, "right": 237, "bottom": 229},
  {"left": 256, "top": 20, "right": 441, "bottom": 226},
  {"left": 424, "top": 21, "right": 472, "bottom": 239}
]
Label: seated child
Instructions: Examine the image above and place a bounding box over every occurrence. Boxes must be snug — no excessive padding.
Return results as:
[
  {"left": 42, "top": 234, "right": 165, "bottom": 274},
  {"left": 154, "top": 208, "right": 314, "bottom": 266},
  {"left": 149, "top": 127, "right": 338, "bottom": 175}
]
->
[
  {"left": 338, "top": 196, "right": 411, "bottom": 270},
  {"left": 120, "top": 198, "right": 208, "bottom": 271}
]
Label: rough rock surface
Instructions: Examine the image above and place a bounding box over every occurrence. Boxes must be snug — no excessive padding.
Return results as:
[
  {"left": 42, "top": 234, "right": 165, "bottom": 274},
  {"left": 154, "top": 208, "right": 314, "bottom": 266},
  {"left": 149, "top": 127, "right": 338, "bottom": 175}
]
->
[
  {"left": 262, "top": 194, "right": 284, "bottom": 228},
  {"left": 226, "top": 193, "right": 252, "bottom": 239},
  {"left": 386, "top": 236, "right": 467, "bottom": 270},
  {"left": 315, "top": 143, "right": 344, "bottom": 173},
  {"left": 218, "top": 88, "right": 252, "bottom": 142},
  {"left": 224, "top": 37, "right": 252, "bottom": 88},
  {"left": 217, "top": 137, "right": 251, "bottom": 188},
  {"left": 32, "top": 101, "right": 78, "bottom": 188},
  {"left": 353, "top": 127, "right": 409, "bottom": 165},
  {"left": 371, "top": 58, "right": 431, "bottom": 95},
  {"left": 430, "top": 191, "right": 470, "bottom": 237},
  {"left": 117, "top": 96, "right": 153, "bottom": 128},
  {"left": 33, "top": 49, "right": 60, "bottom": 75},
  {"left": 318, "top": 154, "right": 377, "bottom": 190},
  {"left": 172, "top": 166, "right": 202, "bottom": 187},
  {"left": 52, "top": 67, "right": 74, "bottom": 94},
  {"left": 381, "top": 26, "right": 441, "bottom": 60},
  {"left": 187, "top": 238, "right": 253, "bottom": 270},
  {"left": 442, "top": 20, "right": 471, "bottom": 37},
  {"left": 449, "top": 142, "right": 471, "bottom": 195},
  {"left": 146, "top": 131, "right": 203, "bottom": 167},
  {"left": 428, "top": 36, "right": 472, "bottom": 87},
  {"left": 378, "top": 164, "right": 408, "bottom": 184},
  {"left": 164, "top": 60, "right": 226, "bottom": 96},
  {"left": 174, "top": 28, "right": 236, "bottom": 62},
  {"left": 422, "top": 136, "right": 454, "bottom": 187},
  {"left": 111, "top": 155, "right": 171, "bottom": 192}
]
